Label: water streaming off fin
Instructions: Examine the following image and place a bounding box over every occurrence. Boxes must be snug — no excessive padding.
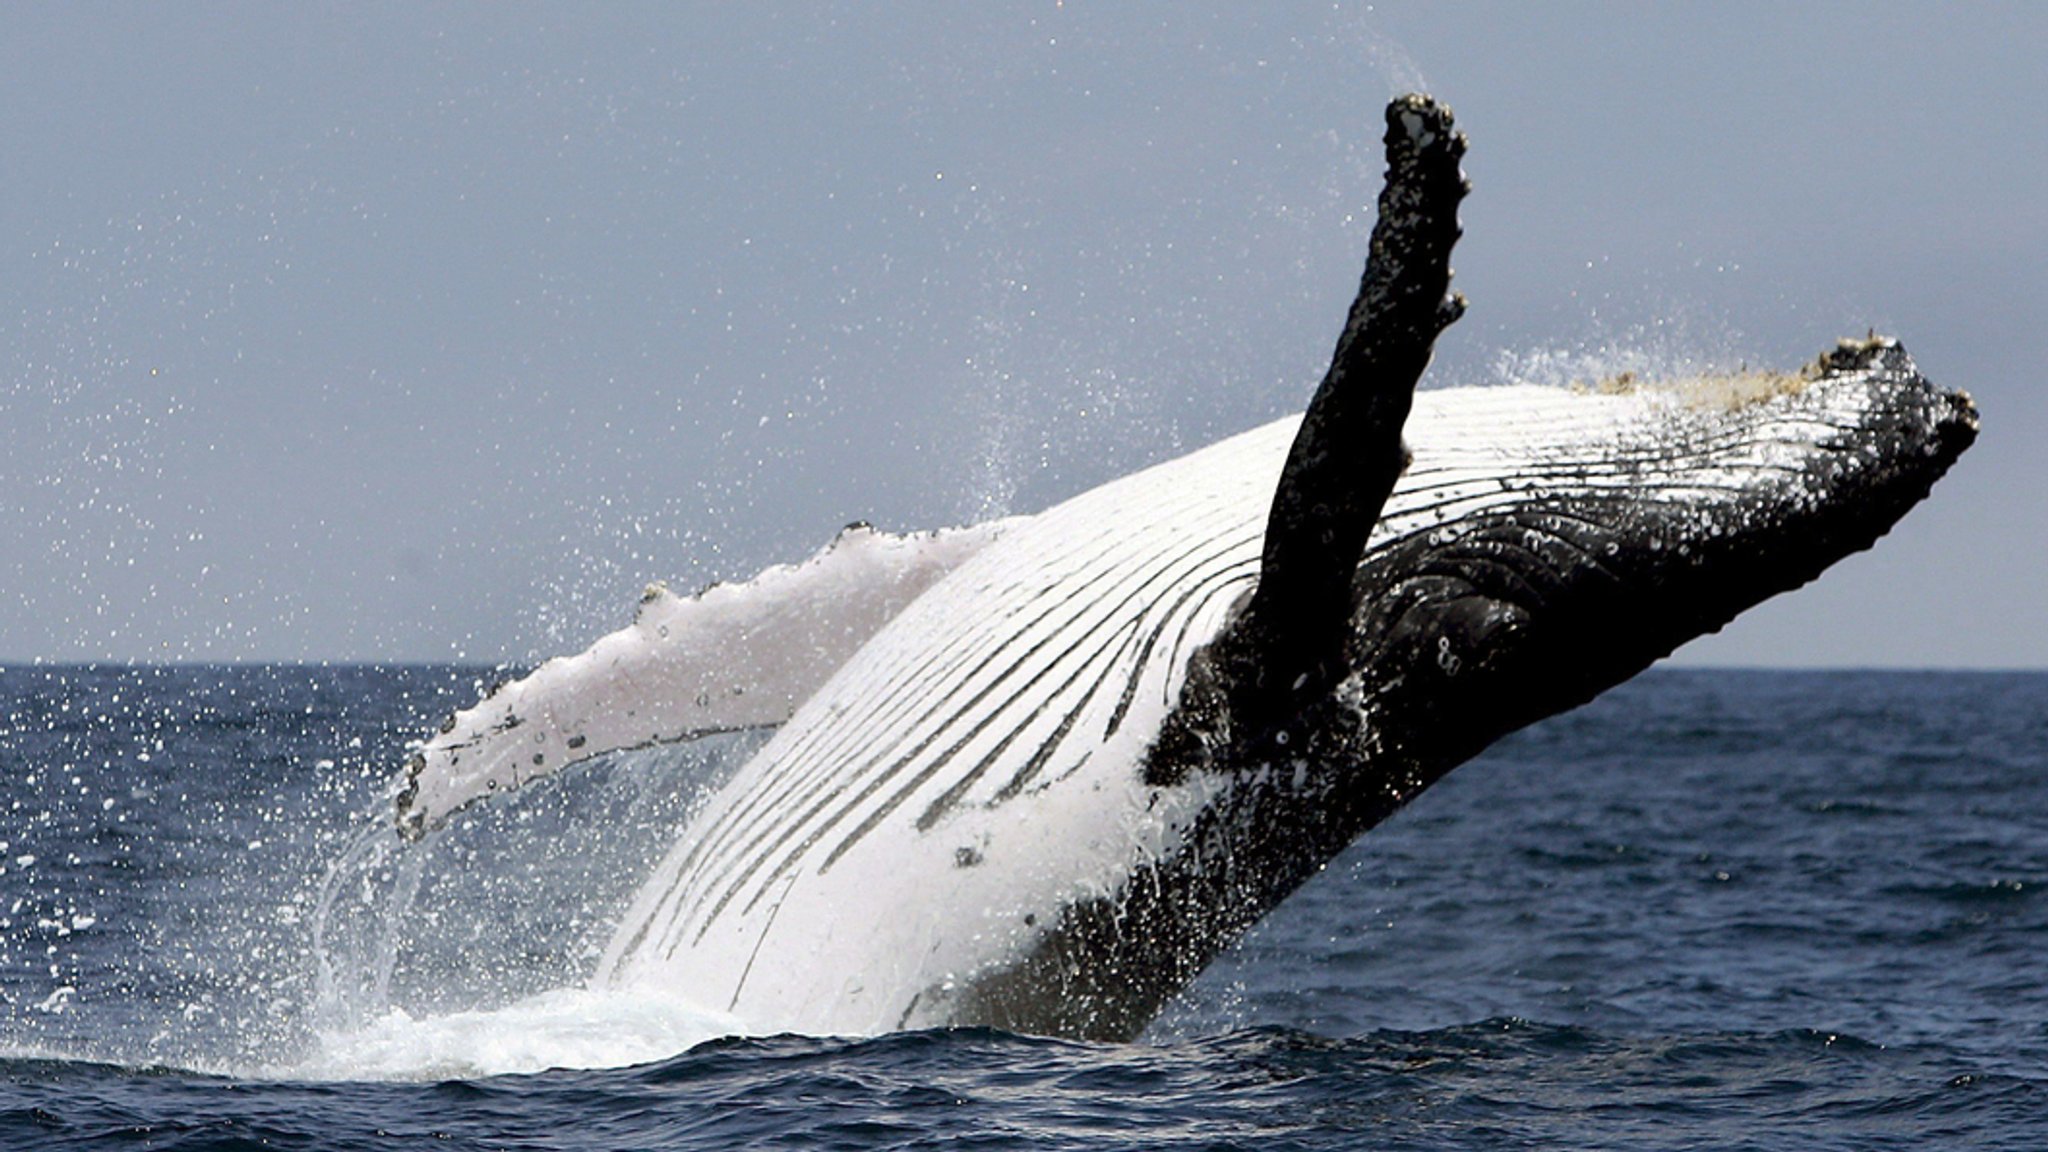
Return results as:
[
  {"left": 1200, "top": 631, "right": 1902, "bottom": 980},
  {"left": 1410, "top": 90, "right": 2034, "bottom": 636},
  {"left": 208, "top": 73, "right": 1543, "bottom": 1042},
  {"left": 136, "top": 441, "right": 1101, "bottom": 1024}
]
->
[{"left": 305, "top": 730, "right": 770, "bottom": 1074}]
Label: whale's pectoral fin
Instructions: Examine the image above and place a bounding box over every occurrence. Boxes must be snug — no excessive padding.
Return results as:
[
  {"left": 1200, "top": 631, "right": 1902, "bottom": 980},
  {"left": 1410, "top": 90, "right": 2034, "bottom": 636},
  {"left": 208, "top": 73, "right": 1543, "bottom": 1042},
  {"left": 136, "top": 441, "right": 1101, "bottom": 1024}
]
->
[
  {"left": 394, "top": 518, "right": 1021, "bottom": 838},
  {"left": 1244, "top": 93, "right": 1468, "bottom": 720}
]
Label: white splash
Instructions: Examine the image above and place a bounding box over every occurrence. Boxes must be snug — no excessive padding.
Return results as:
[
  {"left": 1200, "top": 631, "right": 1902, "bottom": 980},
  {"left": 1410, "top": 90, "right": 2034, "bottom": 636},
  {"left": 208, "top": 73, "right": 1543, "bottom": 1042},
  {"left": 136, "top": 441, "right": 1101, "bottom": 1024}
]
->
[{"left": 295, "top": 986, "right": 743, "bottom": 1080}]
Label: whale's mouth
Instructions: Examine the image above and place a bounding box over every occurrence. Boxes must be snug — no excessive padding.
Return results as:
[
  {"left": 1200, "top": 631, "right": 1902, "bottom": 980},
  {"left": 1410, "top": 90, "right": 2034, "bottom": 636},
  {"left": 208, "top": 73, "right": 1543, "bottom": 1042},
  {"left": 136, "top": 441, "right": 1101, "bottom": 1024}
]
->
[
  {"left": 1324, "top": 334, "right": 1978, "bottom": 810},
  {"left": 1150, "top": 335, "right": 1978, "bottom": 786}
]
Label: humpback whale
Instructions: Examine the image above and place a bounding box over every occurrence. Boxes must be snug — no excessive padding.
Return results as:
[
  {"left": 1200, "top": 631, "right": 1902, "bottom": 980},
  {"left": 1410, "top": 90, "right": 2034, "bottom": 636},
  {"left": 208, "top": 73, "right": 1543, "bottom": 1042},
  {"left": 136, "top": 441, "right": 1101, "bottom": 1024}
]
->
[{"left": 393, "top": 96, "right": 1976, "bottom": 1041}]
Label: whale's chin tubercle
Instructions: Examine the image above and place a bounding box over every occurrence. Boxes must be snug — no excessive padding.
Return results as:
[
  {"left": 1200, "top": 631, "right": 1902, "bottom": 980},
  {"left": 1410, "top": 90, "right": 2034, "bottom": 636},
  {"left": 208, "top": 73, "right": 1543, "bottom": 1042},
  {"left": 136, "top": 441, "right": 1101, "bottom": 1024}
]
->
[{"left": 391, "top": 96, "right": 1976, "bottom": 1043}]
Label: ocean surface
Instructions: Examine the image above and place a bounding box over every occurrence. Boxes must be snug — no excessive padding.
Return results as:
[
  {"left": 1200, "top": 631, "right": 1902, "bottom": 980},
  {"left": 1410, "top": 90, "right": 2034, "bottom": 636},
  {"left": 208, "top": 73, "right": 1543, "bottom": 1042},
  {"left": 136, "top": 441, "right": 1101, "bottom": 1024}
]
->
[{"left": 1, "top": 665, "right": 2043, "bottom": 1149}]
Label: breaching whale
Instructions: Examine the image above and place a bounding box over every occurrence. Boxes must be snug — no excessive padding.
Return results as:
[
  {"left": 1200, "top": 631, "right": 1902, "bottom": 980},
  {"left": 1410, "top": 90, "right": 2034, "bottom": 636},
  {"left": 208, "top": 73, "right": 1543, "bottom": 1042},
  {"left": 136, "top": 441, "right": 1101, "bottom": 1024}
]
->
[{"left": 393, "top": 96, "right": 1976, "bottom": 1041}]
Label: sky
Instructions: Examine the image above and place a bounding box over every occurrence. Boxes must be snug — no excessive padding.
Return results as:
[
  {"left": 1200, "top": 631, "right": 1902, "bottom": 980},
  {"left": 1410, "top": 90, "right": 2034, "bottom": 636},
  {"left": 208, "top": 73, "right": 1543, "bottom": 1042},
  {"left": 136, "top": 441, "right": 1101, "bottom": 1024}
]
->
[{"left": 2, "top": 3, "right": 2042, "bottom": 667}]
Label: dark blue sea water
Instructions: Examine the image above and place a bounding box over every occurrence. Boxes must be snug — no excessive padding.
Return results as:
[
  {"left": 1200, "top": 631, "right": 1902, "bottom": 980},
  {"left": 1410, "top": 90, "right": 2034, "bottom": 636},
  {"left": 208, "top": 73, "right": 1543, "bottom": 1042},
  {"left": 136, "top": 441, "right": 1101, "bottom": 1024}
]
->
[{"left": 2, "top": 666, "right": 2044, "bottom": 1149}]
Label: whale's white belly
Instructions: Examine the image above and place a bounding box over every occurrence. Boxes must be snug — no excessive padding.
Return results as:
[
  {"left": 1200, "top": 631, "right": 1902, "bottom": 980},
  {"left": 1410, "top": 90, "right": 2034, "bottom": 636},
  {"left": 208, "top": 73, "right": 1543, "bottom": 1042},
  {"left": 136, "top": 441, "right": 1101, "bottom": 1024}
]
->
[{"left": 593, "top": 382, "right": 1764, "bottom": 1034}]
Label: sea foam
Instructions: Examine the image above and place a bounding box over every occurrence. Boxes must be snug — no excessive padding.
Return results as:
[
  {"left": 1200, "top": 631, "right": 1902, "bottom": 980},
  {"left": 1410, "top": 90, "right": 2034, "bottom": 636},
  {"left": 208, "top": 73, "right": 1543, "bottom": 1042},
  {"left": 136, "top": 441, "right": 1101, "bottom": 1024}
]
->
[{"left": 296, "top": 985, "right": 743, "bottom": 1080}]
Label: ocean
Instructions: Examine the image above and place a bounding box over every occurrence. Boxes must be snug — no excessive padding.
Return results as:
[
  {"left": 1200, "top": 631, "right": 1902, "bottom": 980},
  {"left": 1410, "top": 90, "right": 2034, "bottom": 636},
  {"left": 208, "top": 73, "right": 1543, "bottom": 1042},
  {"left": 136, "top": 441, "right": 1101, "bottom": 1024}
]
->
[{"left": 1, "top": 665, "right": 2042, "bottom": 1149}]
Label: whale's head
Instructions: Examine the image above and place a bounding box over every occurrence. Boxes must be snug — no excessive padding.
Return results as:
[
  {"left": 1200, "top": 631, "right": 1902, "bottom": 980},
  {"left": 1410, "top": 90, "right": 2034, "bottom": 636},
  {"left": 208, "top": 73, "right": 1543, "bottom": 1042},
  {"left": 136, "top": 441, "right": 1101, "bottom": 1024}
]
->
[
  {"left": 1347, "top": 338, "right": 1974, "bottom": 776},
  {"left": 1161, "top": 335, "right": 1978, "bottom": 836}
]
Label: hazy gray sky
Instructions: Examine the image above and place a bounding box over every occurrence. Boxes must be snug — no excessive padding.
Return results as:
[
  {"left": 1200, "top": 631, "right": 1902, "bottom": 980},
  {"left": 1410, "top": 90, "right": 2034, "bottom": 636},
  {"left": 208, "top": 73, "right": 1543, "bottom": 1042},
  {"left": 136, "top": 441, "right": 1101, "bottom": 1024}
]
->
[{"left": 3, "top": 4, "right": 2041, "bottom": 666}]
